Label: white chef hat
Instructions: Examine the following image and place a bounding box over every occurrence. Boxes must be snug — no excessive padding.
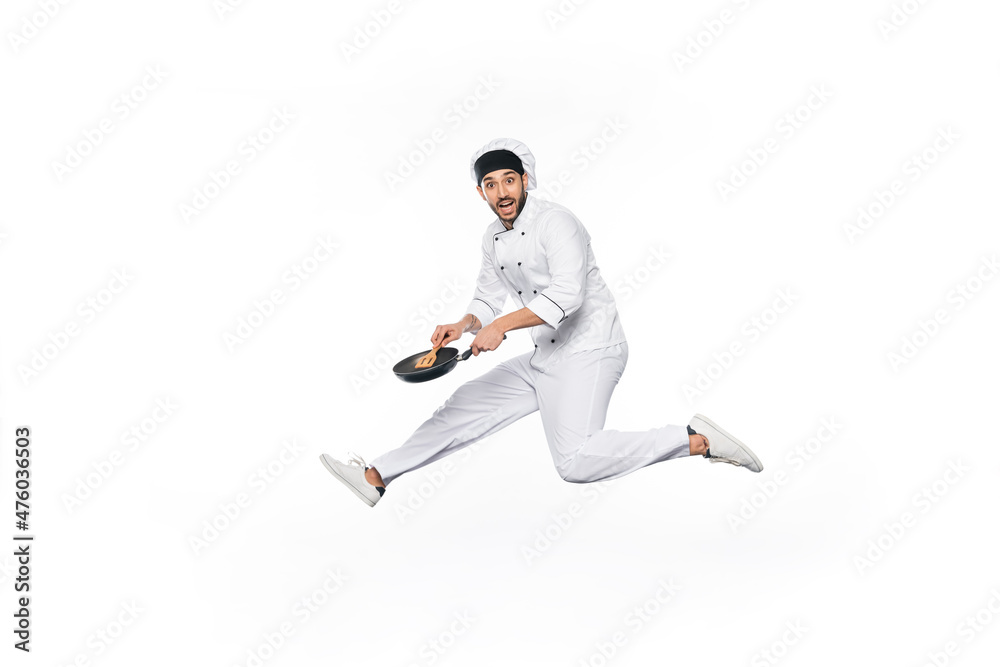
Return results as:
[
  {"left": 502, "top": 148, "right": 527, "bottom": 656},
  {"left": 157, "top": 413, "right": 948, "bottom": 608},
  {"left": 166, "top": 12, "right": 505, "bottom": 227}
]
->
[{"left": 469, "top": 137, "right": 537, "bottom": 190}]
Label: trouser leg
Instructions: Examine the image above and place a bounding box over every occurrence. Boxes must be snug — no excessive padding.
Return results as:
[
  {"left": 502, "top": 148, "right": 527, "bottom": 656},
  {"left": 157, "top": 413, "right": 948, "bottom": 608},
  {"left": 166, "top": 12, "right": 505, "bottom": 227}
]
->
[
  {"left": 370, "top": 352, "right": 539, "bottom": 485},
  {"left": 536, "top": 341, "right": 691, "bottom": 483}
]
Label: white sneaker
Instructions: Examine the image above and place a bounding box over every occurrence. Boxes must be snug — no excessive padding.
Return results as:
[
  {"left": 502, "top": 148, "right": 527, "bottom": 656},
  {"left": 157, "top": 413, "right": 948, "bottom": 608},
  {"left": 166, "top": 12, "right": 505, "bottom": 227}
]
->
[
  {"left": 689, "top": 414, "right": 763, "bottom": 473},
  {"left": 319, "top": 452, "right": 383, "bottom": 507}
]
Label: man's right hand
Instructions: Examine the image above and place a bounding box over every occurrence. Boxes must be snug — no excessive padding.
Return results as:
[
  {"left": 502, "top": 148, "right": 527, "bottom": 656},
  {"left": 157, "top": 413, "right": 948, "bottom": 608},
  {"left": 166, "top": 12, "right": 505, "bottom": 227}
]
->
[{"left": 431, "top": 322, "right": 465, "bottom": 348}]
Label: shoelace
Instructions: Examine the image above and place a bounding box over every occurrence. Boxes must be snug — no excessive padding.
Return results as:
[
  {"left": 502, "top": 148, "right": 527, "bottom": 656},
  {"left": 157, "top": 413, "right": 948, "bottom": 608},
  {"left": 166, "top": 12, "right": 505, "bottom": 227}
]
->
[
  {"left": 346, "top": 451, "right": 384, "bottom": 497},
  {"left": 708, "top": 456, "right": 743, "bottom": 466},
  {"left": 702, "top": 439, "right": 744, "bottom": 467},
  {"left": 346, "top": 451, "right": 370, "bottom": 470}
]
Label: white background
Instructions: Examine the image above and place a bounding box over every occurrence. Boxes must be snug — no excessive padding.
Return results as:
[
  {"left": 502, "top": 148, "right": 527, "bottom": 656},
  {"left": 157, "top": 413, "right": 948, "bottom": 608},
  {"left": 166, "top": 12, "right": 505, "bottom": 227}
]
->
[{"left": 2, "top": 1, "right": 999, "bottom": 665}]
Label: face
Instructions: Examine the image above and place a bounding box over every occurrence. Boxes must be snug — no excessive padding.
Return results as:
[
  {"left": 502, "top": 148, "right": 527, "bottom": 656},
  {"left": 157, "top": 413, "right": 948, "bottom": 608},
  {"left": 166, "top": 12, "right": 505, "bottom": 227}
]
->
[{"left": 477, "top": 170, "right": 529, "bottom": 223}]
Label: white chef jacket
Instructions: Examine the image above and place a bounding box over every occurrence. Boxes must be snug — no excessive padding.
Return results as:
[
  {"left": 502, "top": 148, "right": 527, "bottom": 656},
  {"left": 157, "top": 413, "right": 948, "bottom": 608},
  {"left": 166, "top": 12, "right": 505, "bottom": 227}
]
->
[{"left": 464, "top": 194, "right": 627, "bottom": 373}]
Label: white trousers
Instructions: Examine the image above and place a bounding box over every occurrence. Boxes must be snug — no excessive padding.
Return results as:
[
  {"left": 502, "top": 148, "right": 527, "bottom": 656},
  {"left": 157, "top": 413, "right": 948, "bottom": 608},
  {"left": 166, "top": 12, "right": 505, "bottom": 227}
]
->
[{"left": 370, "top": 341, "right": 691, "bottom": 486}]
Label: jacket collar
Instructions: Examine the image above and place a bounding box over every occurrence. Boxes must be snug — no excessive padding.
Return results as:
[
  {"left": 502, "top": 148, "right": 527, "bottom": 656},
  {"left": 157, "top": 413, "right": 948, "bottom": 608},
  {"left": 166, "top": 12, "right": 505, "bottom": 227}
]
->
[{"left": 495, "top": 193, "right": 537, "bottom": 233}]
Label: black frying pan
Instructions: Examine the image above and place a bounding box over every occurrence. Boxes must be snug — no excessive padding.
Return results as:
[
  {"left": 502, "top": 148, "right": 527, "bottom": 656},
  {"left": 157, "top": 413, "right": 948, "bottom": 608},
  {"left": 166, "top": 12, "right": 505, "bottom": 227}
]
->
[{"left": 393, "top": 335, "right": 506, "bottom": 383}]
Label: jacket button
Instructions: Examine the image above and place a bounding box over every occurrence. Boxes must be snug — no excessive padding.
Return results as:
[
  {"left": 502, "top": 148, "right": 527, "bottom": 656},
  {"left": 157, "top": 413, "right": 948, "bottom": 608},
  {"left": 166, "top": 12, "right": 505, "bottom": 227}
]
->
[
  {"left": 518, "top": 290, "right": 522, "bottom": 294},
  {"left": 501, "top": 266, "right": 504, "bottom": 270},
  {"left": 521, "top": 231, "right": 525, "bottom": 235},
  {"left": 535, "top": 344, "right": 538, "bottom": 348},
  {"left": 533, "top": 290, "right": 537, "bottom": 293},
  {"left": 494, "top": 237, "right": 497, "bottom": 241},
  {"left": 517, "top": 262, "right": 521, "bottom": 266},
  {"left": 551, "top": 339, "right": 555, "bottom": 343}
]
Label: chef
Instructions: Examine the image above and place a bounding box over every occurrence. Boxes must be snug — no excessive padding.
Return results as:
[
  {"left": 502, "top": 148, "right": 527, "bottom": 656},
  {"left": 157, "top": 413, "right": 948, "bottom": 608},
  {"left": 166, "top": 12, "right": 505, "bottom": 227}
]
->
[{"left": 320, "top": 138, "right": 763, "bottom": 507}]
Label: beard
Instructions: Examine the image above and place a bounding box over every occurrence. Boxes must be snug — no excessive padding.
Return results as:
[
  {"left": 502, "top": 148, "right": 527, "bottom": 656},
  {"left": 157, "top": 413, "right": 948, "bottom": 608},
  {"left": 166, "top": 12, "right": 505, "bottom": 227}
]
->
[{"left": 494, "top": 189, "right": 528, "bottom": 221}]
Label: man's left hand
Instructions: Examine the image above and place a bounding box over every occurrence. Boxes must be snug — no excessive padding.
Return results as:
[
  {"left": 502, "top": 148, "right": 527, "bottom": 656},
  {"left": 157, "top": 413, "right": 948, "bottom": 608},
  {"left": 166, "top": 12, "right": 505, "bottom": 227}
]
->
[{"left": 470, "top": 322, "right": 506, "bottom": 356}]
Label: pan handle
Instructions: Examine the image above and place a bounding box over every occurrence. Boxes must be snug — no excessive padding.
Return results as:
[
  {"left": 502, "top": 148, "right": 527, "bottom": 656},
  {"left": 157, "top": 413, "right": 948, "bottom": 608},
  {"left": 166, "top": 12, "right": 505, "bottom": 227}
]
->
[{"left": 461, "top": 334, "right": 506, "bottom": 361}]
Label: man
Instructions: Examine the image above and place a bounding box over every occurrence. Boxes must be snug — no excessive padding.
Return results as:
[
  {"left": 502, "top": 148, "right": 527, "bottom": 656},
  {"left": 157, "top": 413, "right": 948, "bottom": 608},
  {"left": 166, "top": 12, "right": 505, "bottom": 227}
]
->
[{"left": 320, "top": 137, "right": 763, "bottom": 507}]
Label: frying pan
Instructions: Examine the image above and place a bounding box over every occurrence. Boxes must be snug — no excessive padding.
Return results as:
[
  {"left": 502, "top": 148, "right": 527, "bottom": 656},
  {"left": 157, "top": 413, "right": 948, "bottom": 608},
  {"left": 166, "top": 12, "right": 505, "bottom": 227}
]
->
[{"left": 393, "top": 334, "right": 506, "bottom": 384}]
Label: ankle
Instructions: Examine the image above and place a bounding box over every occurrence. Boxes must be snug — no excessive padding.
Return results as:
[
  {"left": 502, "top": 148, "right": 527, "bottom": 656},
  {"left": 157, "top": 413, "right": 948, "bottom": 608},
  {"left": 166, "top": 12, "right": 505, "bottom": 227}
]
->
[
  {"left": 689, "top": 434, "right": 708, "bottom": 456},
  {"left": 365, "top": 467, "right": 385, "bottom": 488}
]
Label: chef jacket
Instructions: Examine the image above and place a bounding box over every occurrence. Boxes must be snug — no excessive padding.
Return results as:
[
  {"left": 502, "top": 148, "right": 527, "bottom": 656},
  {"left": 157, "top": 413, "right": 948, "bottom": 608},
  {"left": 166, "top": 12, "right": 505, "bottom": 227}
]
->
[{"left": 464, "top": 194, "right": 627, "bottom": 373}]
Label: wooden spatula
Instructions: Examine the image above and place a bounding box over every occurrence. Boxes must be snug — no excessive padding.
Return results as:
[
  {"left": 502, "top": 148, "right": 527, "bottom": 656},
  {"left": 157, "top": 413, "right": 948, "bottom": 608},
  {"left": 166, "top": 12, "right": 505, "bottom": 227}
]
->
[{"left": 414, "top": 343, "right": 443, "bottom": 369}]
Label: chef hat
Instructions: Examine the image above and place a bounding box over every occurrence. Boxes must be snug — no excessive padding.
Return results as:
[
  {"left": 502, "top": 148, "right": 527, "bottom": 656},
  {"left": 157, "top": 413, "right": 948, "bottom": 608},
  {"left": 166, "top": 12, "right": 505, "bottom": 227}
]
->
[{"left": 469, "top": 137, "right": 537, "bottom": 190}]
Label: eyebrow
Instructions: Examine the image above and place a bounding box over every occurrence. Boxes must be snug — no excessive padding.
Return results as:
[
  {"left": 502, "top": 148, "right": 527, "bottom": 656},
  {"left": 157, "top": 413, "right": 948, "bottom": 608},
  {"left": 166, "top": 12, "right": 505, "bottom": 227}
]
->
[{"left": 482, "top": 170, "right": 519, "bottom": 182}]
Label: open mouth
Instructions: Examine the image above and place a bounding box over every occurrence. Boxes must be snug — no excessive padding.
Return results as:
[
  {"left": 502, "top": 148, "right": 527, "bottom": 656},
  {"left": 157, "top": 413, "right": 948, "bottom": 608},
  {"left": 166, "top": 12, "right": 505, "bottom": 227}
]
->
[{"left": 498, "top": 200, "right": 515, "bottom": 214}]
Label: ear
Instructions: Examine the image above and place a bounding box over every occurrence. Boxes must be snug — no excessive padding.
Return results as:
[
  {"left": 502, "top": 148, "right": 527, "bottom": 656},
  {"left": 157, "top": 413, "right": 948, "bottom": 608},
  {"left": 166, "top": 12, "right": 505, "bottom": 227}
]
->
[
  {"left": 521, "top": 173, "right": 529, "bottom": 190},
  {"left": 476, "top": 185, "right": 486, "bottom": 201}
]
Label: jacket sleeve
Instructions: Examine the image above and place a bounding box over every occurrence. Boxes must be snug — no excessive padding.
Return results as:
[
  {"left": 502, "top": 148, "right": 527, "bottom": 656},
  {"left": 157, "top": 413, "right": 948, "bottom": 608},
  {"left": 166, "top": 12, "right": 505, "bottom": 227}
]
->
[
  {"left": 526, "top": 212, "right": 588, "bottom": 331},
  {"left": 463, "top": 231, "right": 508, "bottom": 331}
]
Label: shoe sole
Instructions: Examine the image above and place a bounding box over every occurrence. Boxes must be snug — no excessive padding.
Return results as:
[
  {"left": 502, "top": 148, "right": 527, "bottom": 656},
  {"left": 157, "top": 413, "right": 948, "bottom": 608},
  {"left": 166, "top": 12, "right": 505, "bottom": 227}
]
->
[
  {"left": 690, "top": 414, "right": 763, "bottom": 473},
  {"left": 319, "top": 454, "right": 376, "bottom": 507}
]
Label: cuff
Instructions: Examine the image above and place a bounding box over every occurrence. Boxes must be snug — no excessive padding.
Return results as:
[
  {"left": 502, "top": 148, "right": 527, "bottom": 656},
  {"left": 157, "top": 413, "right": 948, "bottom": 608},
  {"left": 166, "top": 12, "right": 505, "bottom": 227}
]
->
[
  {"left": 526, "top": 293, "right": 564, "bottom": 330},
  {"left": 465, "top": 298, "right": 496, "bottom": 330}
]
